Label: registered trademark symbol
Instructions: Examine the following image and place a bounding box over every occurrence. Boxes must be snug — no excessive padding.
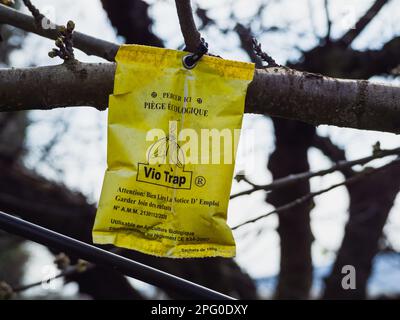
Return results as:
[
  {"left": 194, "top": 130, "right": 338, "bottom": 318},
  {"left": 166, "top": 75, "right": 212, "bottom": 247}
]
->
[
  {"left": 197, "top": 98, "right": 203, "bottom": 104},
  {"left": 195, "top": 176, "right": 206, "bottom": 187},
  {"left": 151, "top": 92, "right": 158, "bottom": 98}
]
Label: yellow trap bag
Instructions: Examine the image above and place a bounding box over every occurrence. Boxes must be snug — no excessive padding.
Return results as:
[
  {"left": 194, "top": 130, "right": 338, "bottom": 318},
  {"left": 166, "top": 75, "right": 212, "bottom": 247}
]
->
[{"left": 93, "top": 45, "right": 255, "bottom": 258}]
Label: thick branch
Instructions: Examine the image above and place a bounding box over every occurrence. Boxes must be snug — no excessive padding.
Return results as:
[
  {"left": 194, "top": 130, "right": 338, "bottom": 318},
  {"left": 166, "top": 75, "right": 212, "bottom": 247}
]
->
[
  {"left": 0, "top": 62, "right": 114, "bottom": 111},
  {"left": 0, "top": 4, "right": 118, "bottom": 61},
  {"left": 1, "top": 3, "right": 400, "bottom": 134},
  {"left": 1, "top": 63, "right": 400, "bottom": 134},
  {"left": 175, "top": 0, "right": 201, "bottom": 52}
]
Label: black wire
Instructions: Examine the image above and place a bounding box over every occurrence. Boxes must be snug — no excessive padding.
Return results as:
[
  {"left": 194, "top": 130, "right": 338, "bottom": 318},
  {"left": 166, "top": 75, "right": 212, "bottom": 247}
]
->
[
  {"left": 0, "top": 210, "right": 234, "bottom": 300},
  {"left": 183, "top": 38, "right": 209, "bottom": 69}
]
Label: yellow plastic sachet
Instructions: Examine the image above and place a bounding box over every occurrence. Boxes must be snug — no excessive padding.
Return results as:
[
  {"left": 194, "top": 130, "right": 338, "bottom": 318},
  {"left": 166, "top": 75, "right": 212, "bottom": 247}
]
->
[{"left": 92, "top": 45, "right": 255, "bottom": 258}]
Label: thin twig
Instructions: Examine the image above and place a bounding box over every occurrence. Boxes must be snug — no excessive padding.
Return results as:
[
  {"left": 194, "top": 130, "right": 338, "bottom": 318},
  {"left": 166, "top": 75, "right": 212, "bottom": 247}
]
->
[
  {"left": 196, "top": 7, "right": 214, "bottom": 30},
  {"left": 12, "top": 260, "right": 92, "bottom": 293},
  {"left": 23, "top": 0, "right": 75, "bottom": 60},
  {"left": 36, "top": 117, "right": 69, "bottom": 164},
  {"left": 324, "top": 0, "right": 332, "bottom": 42},
  {"left": 2, "top": 250, "right": 123, "bottom": 297},
  {"left": 312, "top": 135, "right": 353, "bottom": 178},
  {"left": 231, "top": 146, "right": 400, "bottom": 199},
  {"left": 252, "top": 38, "right": 279, "bottom": 67},
  {"left": 22, "top": 0, "right": 44, "bottom": 26},
  {"left": 339, "top": 0, "right": 389, "bottom": 47},
  {"left": 234, "top": 23, "right": 263, "bottom": 67},
  {"left": 232, "top": 159, "right": 400, "bottom": 230},
  {"left": 0, "top": 4, "right": 118, "bottom": 61},
  {"left": 22, "top": 0, "right": 75, "bottom": 61},
  {"left": 175, "top": 0, "right": 202, "bottom": 52}
]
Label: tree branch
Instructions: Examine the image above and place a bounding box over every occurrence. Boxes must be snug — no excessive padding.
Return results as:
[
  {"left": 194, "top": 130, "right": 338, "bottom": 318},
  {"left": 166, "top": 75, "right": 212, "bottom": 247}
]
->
[
  {"left": 348, "top": 36, "right": 400, "bottom": 78},
  {"left": 1, "top": 3, "right": 400, "bottom": 134},
  {"left": 300, "top": 35, "right": 400, "bottom": 79},
  {"left": 230, "top": 146, "right": 400, "bottom": 199},
  {"left": 324, "top": 0, "right": 332, "bottom": 42},
  {"left": 312, "top": 135, "right": 354, "bottom": 178},
  {"left": 175, "top": 0, "right": 202, "bottom": 52},
  {"left": 0, "top": 4, "right": 118, "bottom": 61},
  {"left": 338, "top": 0, "right": 389, "bottom": 47},
  {"left": 21, "top": 0, "right": 44, "bottom": 26},
  {"left": 0, "top": 62, "right": 114, "bottom": 112},
  {"left": 234, "top": 23, "right": 262, "bottom": 67},
  {"left": 232, "top": 159, "right": 399, "bottom": 230},
  {"left": 12, "top": 260, "right": 92, "bottom": 294},
  {"left": 1, "top": 62, "right": 400, "bottom": 134}
]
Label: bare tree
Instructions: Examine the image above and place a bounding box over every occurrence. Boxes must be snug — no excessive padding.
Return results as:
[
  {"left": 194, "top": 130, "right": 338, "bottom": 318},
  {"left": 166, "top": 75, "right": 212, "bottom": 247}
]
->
[{"left": 0, "top": 0, "right": 400, "bottom": 300}]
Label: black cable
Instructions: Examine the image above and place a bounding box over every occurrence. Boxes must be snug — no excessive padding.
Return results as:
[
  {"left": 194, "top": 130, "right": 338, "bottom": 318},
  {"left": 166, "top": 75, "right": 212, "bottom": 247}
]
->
[
  {"left": 0, "top": 210, "right": 234, "bottom": 300},
  {"left": 182, "top": 38, "right": 209, "bottom": 69}
]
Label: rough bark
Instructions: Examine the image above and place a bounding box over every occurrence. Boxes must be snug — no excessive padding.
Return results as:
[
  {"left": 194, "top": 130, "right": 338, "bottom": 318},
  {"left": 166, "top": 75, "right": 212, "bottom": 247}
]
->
[
  {"left": 1, "top": 3, "right": 400, "bottom": 133},
  {"left": 1, "top": 63, "right": 400, "bottom": 134}
]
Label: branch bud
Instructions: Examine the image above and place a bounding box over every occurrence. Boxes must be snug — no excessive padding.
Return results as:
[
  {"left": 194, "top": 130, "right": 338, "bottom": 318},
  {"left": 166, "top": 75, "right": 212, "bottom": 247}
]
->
[
  {"left": 48, "top": 49, "right": 59, "bottom": 58},
  {"left": 67, "top": 20, "right": 75, "bottom": 32},
  {"left": 55, "top": 38, "right": 63, "bottom": 48}
]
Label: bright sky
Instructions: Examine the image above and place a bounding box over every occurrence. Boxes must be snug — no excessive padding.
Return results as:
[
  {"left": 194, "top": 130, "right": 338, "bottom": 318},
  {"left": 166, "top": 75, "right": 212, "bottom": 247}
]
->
[{"left": 9, "top": 0, "right": 400, "bottom": 289}]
